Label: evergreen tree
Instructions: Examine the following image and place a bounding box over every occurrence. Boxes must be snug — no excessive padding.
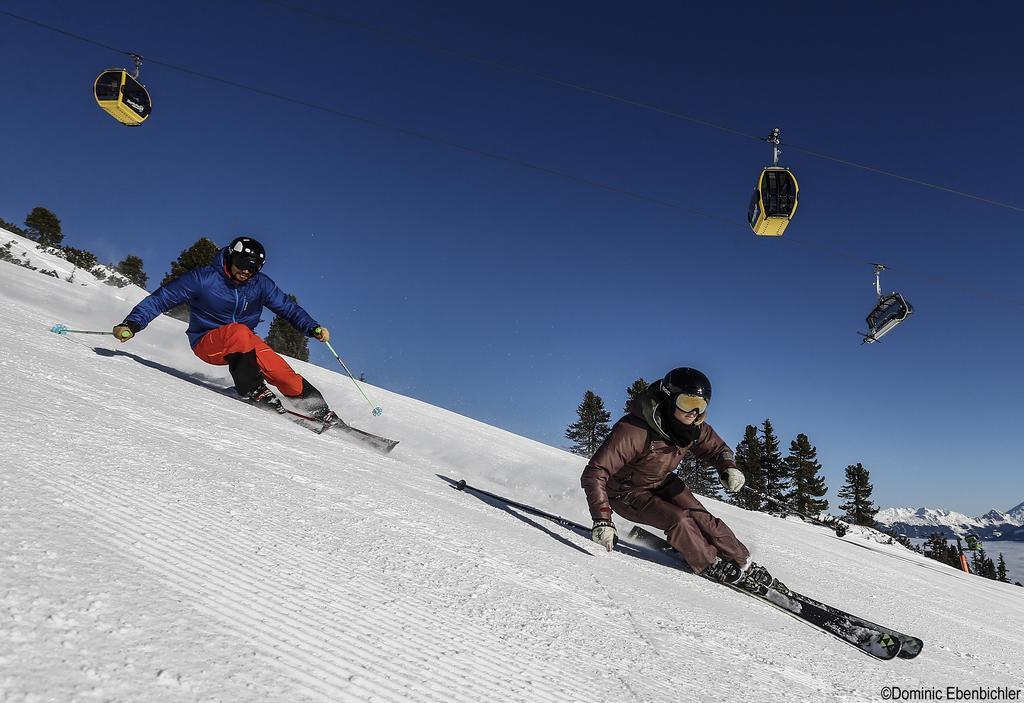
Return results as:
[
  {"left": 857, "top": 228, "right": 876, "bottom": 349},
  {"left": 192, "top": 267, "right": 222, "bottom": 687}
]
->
[
  {"left": 266, "top": 293, "right": 310, "bottom": 361},
  {"left": 922, "top": 533, "right": 960, "bottom": 569},
  {"left": 623, "top": 378, "right": 649, "bottom": 414},
  {"left": 837, "top": 463, "right": 879, "bottom": 526},
  {"left": 565, "top": 390, "right": 612, "bottom": 457},
  {"left": 971, "top": 547, "right": 996, "bottom": 580},
  {"left": 996, "top": 554, "right": 1010, "bottom": 583},
  {"left": 732, "top": 425, "right": 764, "bottom": 510},
  {"left": 784, "top": 433, "right": 829, "bottom": 516},
  {"left": 115, "top": 255, "right": 149, "bottom": 288},
  {"left": 0, "top": 216, "right": 29, "bottom": 237},
  {"left": 24, "top": 206, "right": 63, "bottom": 246},
  {"left": 161, "top": 238, "right": 220, "bottom": 321},
  {"left": 676, "top": 454, "right": 721, "bottom": 500},
  {"left": 59, "top": 246, "right": 98, "bottom": 270},
  {"left": 760, "top": 419, "right": 789, "bottom": 503}
]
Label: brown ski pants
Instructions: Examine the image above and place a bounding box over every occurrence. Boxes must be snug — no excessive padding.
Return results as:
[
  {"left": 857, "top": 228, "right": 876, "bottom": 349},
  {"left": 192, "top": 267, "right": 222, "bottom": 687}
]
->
[{"left": 609, "top": 474, "right": 749, "bottom": 574}]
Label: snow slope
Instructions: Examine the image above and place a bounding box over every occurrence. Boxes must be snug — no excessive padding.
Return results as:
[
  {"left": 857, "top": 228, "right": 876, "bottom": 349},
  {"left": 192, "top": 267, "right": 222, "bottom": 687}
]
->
[{"left": 2, "top": 234, "right": 1023, "bottom": 702}]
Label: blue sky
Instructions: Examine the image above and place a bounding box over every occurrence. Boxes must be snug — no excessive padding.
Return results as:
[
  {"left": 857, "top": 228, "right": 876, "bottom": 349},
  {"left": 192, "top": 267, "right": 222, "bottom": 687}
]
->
[{"left": 2, "top": 1, "right": 1022, "bottom": 515}]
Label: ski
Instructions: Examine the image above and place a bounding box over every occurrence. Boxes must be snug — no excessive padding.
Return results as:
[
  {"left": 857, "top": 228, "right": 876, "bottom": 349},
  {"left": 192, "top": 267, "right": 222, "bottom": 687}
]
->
[
  {"left": 244, "top": 398, "right": 399, "bottom": 453},
  {"left": 783, "top": 588, "right": 923, "bottom": 659},
  {"left": 629, "top": 526, "right": 920, "bottom": 661},
  {"left": 283, "top": 407, "right": 399, "bottom": 453}
]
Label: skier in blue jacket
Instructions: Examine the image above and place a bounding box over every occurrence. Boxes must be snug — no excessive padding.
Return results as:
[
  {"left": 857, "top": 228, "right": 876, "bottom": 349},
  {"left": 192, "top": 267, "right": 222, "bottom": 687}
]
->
[{"left": 113, "top": 236, "right": 336, "bottom": 421}]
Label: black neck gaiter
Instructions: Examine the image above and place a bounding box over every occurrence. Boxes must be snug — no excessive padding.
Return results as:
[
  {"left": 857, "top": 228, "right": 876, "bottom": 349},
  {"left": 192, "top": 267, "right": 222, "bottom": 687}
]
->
[{"left": 660, "top": 407, "right": 702, "bottom": 447}]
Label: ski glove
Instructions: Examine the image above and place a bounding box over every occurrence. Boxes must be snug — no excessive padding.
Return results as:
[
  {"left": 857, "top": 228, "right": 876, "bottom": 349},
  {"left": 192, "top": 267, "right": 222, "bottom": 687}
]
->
[
  {"left": 591, "top": 519, "right": 617, "bottom": 552},
  {"left": 719, "top": 468, "right": 745, "bottom": 494},
  {"left": 312, "top": 326, "right": 330, "bottom": 342},
  {"left": 112, "top": 324, "right": 134, "bottom": 342}
]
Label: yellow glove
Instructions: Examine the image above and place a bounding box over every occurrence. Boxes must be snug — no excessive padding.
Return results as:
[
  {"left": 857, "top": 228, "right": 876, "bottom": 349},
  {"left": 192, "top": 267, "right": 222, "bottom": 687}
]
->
[
  {"left": 112, "top": 325, "right": 134, "bottom": 342},
  {"left": 313, "top": 326, "right": 330, "bottom": 343}
]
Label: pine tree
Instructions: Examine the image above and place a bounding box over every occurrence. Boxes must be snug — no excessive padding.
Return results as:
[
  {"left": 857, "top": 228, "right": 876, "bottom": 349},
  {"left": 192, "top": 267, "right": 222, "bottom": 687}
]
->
[
  {"left": 837, "top": 463, "right": 879, "bottom": 526},
  {"left": 0, "top": 216, "right": 29, "bottom": 237},
  {"left": 266, "top": 293, "right": 310, "bottom": 361},
  {"left": 676, "top": 454, "right": 721, "bottom": 500},
  {"left": 161, "top": 238, "right": 220, "bottom": 321},
  {"left": 24, "top": 207, "right": 63, "bottom": 246},
  {"left": 996, "top": 554, "right": 1010, "bottom": 583},
  {"left": 922, "top": 533, "right": 961, "bottom": 569},
  {"left": 565, "top": 390, "right": 612, "bottom": 457},
  {"left": 623, "top": 378, "right": 648, "bottom": 414},
  {"left": 732, "top": 425, "right": 764, "bottom": 510},
  {"left": 760, "top": 419, "right": 789, "bottom": 504},
  {"left": 115, "top": 255, "right": 149, "bottom": 288},
  {"left": 971, "top": 547, "right": 996, "bottom": 580},
  {"left": 784, "top": 433, "right": 829, "bottom": 516},
  {"left": 59, "top": 246, "right": 98, "bottom": 270}
]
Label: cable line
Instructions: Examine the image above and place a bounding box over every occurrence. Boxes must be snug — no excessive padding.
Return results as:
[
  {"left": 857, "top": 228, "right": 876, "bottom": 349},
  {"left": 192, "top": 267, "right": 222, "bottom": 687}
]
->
[
  {"left": 2, "top": 8, "right": 1022, "bottom": 308},
  {"left": 258, "top": 0, "right": 1024, "bottom": 215}
]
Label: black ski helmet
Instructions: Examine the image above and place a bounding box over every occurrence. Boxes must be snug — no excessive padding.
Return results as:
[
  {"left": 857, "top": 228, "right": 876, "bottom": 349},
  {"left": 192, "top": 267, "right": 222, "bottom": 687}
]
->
[
  {"left": 227, "top": 236, "right": 266, "bottom": 273},
  {"left": 660, "top": 367, "right": 712, "bottom": 422}
]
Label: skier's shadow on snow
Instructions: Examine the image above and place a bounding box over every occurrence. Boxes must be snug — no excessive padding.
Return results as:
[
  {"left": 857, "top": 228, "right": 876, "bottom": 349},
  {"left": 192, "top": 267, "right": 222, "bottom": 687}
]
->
[
  {"left": 436, "top": 475, "right": 686, "bottom": 571},
  {"left": 92, "top": 347, "right": 233, "bottom": 397}
]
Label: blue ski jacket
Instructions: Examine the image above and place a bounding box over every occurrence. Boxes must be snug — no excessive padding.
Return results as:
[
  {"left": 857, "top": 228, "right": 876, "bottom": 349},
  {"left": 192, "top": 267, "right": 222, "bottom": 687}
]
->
[{"left": 123, "top": 248, "right": 320, "bottom": 348}]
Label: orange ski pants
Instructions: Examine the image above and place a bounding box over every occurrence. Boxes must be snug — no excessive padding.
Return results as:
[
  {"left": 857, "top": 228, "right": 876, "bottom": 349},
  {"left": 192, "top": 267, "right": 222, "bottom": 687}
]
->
[{"left": 193, "top": 322, "right": 304, "bottom": 397}]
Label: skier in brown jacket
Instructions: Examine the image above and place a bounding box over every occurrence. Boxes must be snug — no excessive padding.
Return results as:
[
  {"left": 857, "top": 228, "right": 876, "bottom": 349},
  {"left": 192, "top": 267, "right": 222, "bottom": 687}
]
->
[{"left": 581, "top": 367, "right": 766, "bottom": 585}]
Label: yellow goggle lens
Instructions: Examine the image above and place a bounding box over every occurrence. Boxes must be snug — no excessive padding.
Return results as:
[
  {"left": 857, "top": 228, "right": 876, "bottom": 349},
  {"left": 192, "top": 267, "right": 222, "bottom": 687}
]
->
[{"left": 675, "top": 394, "right": 708, "bottom": 414}]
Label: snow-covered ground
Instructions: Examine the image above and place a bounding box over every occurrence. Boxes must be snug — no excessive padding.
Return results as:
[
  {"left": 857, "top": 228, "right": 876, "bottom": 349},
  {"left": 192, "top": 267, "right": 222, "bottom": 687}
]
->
[{"left": 2, "top": 231, "right": 1023, "bottom": 702}]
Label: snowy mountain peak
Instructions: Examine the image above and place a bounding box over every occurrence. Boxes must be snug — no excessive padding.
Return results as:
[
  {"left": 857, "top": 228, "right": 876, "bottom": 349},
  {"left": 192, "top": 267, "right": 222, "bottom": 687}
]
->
[{"left": 876, "top": 502, "right": 1024, "bottom": 541}]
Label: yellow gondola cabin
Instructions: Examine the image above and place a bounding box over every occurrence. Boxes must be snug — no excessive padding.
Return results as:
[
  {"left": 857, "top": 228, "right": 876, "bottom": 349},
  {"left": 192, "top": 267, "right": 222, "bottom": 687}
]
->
[
  {"left": 747, "top": 166, "right": 799, "bottom": 236},
  {"left": 94, "top": 68, "right": 152, "bottom": 126}
]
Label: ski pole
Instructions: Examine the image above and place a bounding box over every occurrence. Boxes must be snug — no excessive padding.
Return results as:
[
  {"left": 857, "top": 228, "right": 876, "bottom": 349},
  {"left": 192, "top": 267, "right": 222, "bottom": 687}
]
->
[
  {"left": 315, "top": 330, "right": 383, "bottom": 417},
  {"left": 50, "top": 323, "right": 131, "bottom": 339},
  {"left": 741, "top": 485, "right": 848, "bottom": 537},
  {"left": 453, "top": 479, "right": 591, "bottom": 532}
]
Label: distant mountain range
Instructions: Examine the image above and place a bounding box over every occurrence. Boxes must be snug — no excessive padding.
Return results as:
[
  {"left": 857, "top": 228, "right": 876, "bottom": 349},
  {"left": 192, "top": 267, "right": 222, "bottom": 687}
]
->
[{"left": 875, "top": 500, "right": 1024, "bottom": 541}]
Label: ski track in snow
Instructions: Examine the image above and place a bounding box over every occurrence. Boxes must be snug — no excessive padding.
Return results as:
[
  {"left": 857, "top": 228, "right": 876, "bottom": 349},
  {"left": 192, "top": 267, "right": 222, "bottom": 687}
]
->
[{"left": 2, "top": 238, "right": 1024, "bottom": 702}]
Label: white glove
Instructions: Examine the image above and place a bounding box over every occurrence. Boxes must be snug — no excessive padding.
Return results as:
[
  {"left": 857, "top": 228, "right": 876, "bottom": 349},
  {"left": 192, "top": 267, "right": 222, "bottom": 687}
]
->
[
  {"left": 591, "top": 519, "right": 617, "bottom": 552},
  {"left": 720, "top": 468, "right": 745, "bottom": 494}
]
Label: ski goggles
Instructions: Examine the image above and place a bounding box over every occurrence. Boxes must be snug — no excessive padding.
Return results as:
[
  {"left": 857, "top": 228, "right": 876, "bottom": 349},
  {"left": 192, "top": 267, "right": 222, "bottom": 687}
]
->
[
  {"left": 232, "top": 255, "right": 263, "bottom": 273},
  {"left": 234, "top": 255, "right": 262, "bottom": 272},
  {"left": 674, "top": 393, "right": 708, "bottom": 415}
]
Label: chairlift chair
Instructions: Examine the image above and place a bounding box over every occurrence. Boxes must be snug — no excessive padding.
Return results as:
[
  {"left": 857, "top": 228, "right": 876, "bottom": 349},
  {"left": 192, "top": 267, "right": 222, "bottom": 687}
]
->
[
  {"left": 860, "top": 265, "right": 914, "bottom": 344},
  {"left": 747, "top": 128, "right": 799, "bottom": 236},
  {"left": 94, "top": 55, "right": 151, "bottom": 126}
]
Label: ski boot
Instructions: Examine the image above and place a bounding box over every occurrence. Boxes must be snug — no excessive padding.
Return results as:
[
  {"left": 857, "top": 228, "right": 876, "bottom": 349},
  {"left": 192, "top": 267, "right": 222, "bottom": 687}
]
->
[
  {"left": 738, "top": 561, "right": 775, "bottom": 591},
  {"left": 244, "top": 383, "right": 286, "bottom": 414},
  {"left": 293, "top": 379, "right": 342, "bottom": 431},
  {"left": 702, "top": 557, "right": 746, "bottom": 585}
]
